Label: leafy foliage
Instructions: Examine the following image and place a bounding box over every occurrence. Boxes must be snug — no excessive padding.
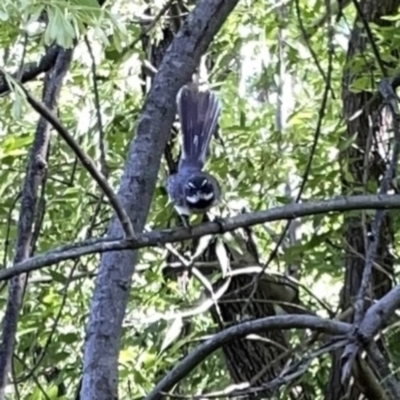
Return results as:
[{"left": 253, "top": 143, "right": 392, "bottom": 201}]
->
[{"left": 0, "top": 0, "right": 400, "bottom": 399}]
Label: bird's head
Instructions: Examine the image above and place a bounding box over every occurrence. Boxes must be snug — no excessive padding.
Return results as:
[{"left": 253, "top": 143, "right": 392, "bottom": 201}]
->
[{"left": 184, "top": 175, "right": 215, "bottom": 209}]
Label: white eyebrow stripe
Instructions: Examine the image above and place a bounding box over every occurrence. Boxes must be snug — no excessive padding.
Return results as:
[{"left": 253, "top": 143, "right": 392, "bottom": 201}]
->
[{"left": 186, "top": 194, "right": 200, "bottom": 203}]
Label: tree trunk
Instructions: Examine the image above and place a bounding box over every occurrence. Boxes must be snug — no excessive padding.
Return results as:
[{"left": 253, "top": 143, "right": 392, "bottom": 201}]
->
[
  {"left": 209, "top": 232, "right": 304, "bottom": 399},
  {"left": 325, "top": 1, "right": 400, "bottom": 399},
  {"left": 79, "top": 1, "right": 240, "bottom": 398}
]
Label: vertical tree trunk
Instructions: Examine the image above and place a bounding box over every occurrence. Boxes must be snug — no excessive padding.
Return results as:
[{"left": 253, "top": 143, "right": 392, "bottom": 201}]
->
[{"left": 325, "top": 1, "right": 400, "bottom": 398}]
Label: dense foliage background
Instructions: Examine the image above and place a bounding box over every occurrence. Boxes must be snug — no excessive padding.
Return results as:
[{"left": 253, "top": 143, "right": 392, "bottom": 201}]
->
[{"left": 0, "top": 0, "right": 400, "bottom": 399}]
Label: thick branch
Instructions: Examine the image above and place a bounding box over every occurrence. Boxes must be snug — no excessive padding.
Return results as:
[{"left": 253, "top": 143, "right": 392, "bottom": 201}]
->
[
  {"left": 1, "top": 194, "right": 400, "bottom": 282},
  {"left": 0, "top": 47, "right": 73, "bottom": 398},
  {"left": 359, "top": 285, "right": 400, "bottom": 340},
  {"left": 144, "top": 315, "right": 350, "bottom": 400},
  {"left": 79, "top": 1, "right": 241, "bottom": 399}
]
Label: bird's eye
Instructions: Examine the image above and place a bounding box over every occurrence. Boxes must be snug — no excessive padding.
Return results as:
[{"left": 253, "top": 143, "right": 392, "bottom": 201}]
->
[
  {"left": 187, "top": 181, "right": 196, "bottom": 189},
  {"left": 201, "top": 179, "right": 208, "bottom": 187}
]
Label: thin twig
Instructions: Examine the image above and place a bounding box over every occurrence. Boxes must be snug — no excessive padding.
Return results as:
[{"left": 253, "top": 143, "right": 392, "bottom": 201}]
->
[
  {"left": 351, "top": 0, "right": 387, "bottom": 77},
  {"left": 84, "top": 35, "right": 108, "bottom": 178},
  {"left": 244, "top": 6, "right": 335, "bottom": 313},
  {"left": 14, "top": 82, "right": 135, "bottom": 239},
  {"left": 295, "top": 0, "right": 332, "bottom": 93},
  {"left": 127, "top": 0, "right": 176, "bottom": 51}
]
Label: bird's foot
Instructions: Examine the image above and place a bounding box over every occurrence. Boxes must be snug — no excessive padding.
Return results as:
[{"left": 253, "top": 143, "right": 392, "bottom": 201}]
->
[{"left": 214, "top": 217, "right": 226, "bottom": 233}]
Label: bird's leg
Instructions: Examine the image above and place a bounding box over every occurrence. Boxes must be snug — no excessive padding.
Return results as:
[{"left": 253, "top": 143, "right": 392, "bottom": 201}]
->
[
  {"left": 179, "top": 214, "right": 191, "bottom": 229},
  {"left": 214, "top": 218, "right": 226, "bottom": 233},
  {"left": 206, "top": 212, "right": 225, "bottom": 234}
]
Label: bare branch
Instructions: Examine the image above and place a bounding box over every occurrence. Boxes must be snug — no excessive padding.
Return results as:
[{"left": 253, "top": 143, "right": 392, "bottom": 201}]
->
[
  {"left": 16, "top": 84, "right": 135, "bottom": 239},
  {"left": 359, "top": 285, "right": 400, "bottom": 340},
  {"left": 79, "top": 1, "right": 241, "bottom": 399},
  {"left": 144, "top": 315, "right": 350, "bottom": 400},
  {"left": 0, "top": 47, "right": 73, "bottom": 397},
  {"left": 341, "top": 284, "right": 400, "bottom": 390},
  {"left": 1, "top": 194, "right": 400, "bottom": 282}
]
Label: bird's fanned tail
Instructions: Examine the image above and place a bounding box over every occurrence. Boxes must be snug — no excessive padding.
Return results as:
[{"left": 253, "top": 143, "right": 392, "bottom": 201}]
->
[{"left": 177, "top": 83, "right": 221, "bottom": 170}]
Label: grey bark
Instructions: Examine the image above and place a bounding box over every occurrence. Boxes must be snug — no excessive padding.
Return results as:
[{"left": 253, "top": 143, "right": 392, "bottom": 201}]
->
[
  {"left": 2, "top": 194, "right": 400, "bottom": 282},
  {"left": 0, "top": 195, "right": 400, "bottom": 281},
  {"left": 79, "top": 1, "right": 240, "bottom": 399},
  {"left": 0, "top": 48, "right": 73, "bottom": 399}
]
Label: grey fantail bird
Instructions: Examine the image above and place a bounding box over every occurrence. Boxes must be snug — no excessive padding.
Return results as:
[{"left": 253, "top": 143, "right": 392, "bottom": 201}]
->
[{"left": 167, "top": 83, "right": 222, "bottom": 219}]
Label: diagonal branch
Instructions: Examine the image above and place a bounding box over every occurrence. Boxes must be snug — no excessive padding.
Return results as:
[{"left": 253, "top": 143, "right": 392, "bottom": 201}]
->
[
  {"left": 15, "top": 84, "right": 135, "bottom": 239},
  {"left": 358, "top": 285, "right": 400, "bottom": 341},
  {"left": 1, "top": 194, "right": 400, "bottom": 282},
  {"left": 351, "top": 0, "right": 387, "bottom": 77},
  {"left": 0, "top": 47, "right": 73, "bottom": 398},
  {"left": 144, "top": 315, "right": 351, "bottom": 400},
  {"left": 79, "top": 1, "right": 241, "bottom": 399}
]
